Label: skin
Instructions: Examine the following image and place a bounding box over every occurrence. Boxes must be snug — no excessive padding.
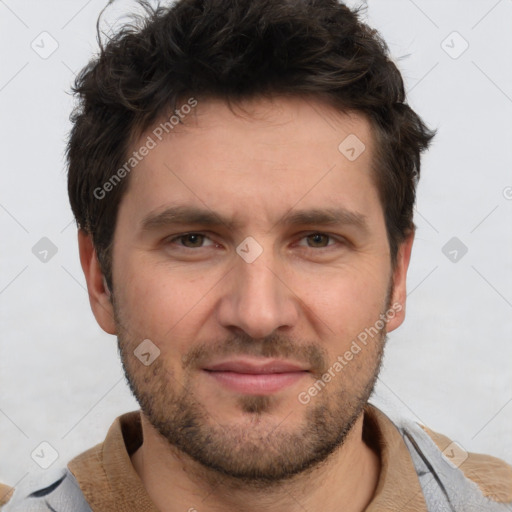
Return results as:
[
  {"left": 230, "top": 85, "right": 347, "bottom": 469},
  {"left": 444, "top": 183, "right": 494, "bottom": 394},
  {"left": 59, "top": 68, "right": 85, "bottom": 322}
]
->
[{"left": 79, "top": 95, "right": 414, "bottom": 512}]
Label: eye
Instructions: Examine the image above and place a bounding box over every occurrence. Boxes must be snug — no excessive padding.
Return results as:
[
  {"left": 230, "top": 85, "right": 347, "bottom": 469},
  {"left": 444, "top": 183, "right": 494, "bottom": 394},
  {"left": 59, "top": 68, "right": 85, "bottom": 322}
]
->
[
  {"left": 298, "top": 233, "right": 338, "bottom": 248},
  {"left": 168, "top": 233, "right": 216, "bottom": 249}
]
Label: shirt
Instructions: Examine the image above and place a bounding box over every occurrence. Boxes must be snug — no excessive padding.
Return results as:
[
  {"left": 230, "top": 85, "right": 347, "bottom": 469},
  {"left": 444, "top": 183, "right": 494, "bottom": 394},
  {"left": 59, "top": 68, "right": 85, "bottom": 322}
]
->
[
  {"left": 64, "top": 404, "right": 512, "bottom": 511},
  {"left": 2, "top": 404, "right": 511, "bottom": 510}
]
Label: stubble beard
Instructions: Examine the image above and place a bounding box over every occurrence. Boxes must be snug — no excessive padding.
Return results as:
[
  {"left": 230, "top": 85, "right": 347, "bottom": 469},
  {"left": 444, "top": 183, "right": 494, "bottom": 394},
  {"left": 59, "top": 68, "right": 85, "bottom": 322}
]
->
[{"left": 114, "top": 299, "right": 388, "bottom": 487}]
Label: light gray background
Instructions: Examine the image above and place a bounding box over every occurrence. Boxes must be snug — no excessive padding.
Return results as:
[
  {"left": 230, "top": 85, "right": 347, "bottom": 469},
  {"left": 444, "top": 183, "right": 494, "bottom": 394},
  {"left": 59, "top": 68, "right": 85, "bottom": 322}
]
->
[{"left": 1, "top": 0, "right": 511, "bottom": 488}]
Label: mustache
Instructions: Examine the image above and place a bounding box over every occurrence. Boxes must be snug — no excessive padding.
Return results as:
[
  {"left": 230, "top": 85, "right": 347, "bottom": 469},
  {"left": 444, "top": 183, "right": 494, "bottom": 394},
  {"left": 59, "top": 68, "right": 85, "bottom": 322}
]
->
[{"left": 181, "top": 332, "right": 329, "bottom": 376}]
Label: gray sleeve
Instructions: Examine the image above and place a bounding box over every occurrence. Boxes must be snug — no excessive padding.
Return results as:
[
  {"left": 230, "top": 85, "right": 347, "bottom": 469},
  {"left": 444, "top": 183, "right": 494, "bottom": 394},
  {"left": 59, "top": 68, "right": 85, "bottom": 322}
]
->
[{"left": 2, "top": 469, "right": 92, "bottom": 512}]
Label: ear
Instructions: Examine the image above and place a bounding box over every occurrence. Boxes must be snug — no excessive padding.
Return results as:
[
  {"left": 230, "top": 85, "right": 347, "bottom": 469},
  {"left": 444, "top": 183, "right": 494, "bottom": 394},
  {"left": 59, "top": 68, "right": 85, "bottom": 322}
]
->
[
  {"left": 78, "top": 229, "right": 117, "bottom": 335},
  {"left": 386, "top": 231, "right": 414, "bottom": 333}
]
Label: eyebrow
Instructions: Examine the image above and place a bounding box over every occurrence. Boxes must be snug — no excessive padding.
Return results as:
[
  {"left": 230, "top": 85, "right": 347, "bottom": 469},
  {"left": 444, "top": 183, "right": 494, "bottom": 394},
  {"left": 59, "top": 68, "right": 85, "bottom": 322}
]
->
[
  {"left": 279, "top": 208, "right": 368, "bottom": 232},
  {"left": 140, "top": 205, "right": 368, "bottom": 233},
  {"left": 141, "top": 206, "right": 240, "bottom": 232}
]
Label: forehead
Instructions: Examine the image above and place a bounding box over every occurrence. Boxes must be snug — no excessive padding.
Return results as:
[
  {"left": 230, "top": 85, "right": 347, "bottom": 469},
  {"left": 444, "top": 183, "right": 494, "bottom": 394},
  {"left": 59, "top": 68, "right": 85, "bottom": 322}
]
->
[{"left": 119, "top": 95, "right": 382, "bottom": 230}]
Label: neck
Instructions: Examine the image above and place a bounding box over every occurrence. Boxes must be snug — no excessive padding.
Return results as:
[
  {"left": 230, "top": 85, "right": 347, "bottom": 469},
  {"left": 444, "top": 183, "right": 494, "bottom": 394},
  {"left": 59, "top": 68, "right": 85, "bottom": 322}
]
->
[{"left": 131, "top": 411, "right": 380, "bottom": 512}]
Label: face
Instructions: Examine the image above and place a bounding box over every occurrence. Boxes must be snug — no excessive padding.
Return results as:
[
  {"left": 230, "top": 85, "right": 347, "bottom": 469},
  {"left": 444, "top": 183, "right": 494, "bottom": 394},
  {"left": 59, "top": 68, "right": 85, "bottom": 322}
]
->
[{"left": 81, "top": 96, "right": 412, "bottom": 484}]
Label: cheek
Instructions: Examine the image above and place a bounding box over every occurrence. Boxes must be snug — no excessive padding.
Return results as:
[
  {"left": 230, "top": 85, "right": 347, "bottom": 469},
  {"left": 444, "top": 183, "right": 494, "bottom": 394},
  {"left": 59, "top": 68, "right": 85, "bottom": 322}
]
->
[
  {"left": 295, "top": 265, "right": 390, "bottom": 341},
  {"left": 116, "top": 259, "right": 220, "bottom": 348}
]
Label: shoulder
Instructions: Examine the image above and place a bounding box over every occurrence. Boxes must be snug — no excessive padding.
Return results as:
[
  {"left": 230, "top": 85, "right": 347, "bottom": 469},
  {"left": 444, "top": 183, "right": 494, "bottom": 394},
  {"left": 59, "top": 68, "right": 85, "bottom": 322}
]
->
[
  {"left": 420, "top": 424, "right": 512, "bottom": 504},
  {"left": 0, "top": 482, "right": 13, "bottom": 508},
  {"left": 1, "top": 468, "right": 91, "bottom": 512}
]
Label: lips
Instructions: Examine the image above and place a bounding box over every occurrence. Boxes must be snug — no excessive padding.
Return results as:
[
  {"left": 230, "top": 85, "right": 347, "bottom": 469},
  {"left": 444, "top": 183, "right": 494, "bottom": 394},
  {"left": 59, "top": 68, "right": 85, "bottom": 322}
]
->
[
  {"left": 203, "top": 358, "right": 309, "bottom": 394},
  {"left": 205, "top": 359, "right": 306, "bottom": 374}
]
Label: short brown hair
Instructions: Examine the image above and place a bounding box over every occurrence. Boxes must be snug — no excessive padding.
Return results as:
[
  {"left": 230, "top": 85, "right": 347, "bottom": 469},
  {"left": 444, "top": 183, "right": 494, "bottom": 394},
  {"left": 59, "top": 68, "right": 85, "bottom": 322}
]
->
[{"left": 67, "top": 0, "right": 436, "bottom": 289}]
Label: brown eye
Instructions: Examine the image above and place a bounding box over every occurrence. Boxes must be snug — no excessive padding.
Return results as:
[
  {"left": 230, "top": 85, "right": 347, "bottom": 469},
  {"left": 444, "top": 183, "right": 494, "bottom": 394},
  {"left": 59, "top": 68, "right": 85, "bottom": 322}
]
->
[
  {"left": 179, "top": 233, "right": 206, "bottom": 248},
  {"left": 305, "top": 233, "right": 331, "bottom": 248}
]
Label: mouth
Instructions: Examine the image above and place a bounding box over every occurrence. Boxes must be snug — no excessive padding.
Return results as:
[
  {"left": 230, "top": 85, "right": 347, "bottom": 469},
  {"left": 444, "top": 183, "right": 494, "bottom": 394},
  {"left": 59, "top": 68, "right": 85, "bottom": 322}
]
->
[{"left": 202, "top": 358, "right": 309, "bottom": 395}]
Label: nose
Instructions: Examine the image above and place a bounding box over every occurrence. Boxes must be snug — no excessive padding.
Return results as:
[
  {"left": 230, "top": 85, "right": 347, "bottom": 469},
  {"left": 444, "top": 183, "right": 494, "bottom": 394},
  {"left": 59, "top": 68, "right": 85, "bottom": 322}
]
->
[{"left": 216, "top": 248, "right": 300, "bottom": 339}]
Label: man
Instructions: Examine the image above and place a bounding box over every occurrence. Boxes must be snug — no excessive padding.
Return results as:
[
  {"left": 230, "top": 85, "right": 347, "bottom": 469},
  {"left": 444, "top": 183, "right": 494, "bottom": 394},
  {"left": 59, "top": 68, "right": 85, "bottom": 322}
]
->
[{"left": 2, "top": 0, "right": 511, "bottom": 510}]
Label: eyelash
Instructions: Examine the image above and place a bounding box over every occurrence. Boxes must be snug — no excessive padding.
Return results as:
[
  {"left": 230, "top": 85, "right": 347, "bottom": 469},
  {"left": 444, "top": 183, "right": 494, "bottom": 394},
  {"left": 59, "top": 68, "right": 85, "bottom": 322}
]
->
[{"left": 165, "top": 232, "right": 344, "bottom": 250}]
